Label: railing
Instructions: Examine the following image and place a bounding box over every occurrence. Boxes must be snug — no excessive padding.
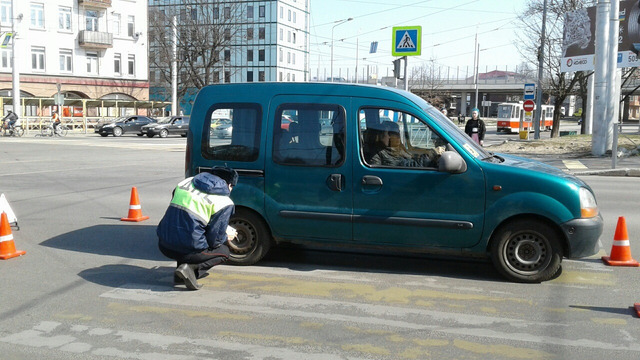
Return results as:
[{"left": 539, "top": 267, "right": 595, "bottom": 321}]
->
[
  {"left": 78, "top": 30, "right": 113, "bottom": 48},
  {"left": 19, "top": 117, "right": 104, "bottom": 135}
]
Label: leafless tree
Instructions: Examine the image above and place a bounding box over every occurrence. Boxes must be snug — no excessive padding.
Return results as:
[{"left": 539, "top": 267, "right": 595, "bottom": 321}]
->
[
  {"left": 517, "top": 0, "right": 594, "bottom": 137},
  {"left": 149, "top": 1, "right": 244, "bottom": 104},
  {"left": 409, "top": 60, "right": 451, "bottom": 108}
]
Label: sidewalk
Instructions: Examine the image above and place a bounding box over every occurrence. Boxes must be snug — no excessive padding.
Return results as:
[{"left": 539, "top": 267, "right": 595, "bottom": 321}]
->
[{"left": 528, "top": 154, "right": 640, "bottom": 177}]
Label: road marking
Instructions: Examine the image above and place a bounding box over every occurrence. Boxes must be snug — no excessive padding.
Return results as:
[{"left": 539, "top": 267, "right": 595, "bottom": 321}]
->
[
  {"left": 0, "top": 321, "right": 371, "bottom": 360},
  {"left": 562, "top": 160, "right": 588, "bottom": 169}
]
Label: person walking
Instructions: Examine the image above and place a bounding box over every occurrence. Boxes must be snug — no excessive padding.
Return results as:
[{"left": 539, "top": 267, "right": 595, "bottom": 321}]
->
[
  {"left": 157, "top": 167, "right": 239, "bottom": 290},
  {"left": 464, "top": 108, "right": 486, "bottom": 146}
]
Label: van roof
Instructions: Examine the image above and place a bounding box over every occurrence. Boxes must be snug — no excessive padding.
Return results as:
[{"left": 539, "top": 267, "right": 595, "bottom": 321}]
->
[{"left": 193, "top": 82, "right": 431, "bottom": 110}]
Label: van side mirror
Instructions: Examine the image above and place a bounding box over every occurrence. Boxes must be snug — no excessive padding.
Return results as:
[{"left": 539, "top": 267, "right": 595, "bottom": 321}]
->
[{"left": 438, "top": 151, "right": 467, "bottom": 174}]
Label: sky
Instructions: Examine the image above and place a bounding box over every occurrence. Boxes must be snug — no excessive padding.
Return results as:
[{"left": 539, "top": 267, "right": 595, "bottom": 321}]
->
[{"left": 308, "top": 0, "right": 529, "bottom": 81}]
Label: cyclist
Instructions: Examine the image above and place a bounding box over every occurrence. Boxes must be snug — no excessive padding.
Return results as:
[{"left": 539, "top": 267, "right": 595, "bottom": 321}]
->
[
  {"left": 51, "top": 110, "right": 61, "bottom": 134},
  {"left": 2, "top": 110, "right": 19, "bottom": 131}
]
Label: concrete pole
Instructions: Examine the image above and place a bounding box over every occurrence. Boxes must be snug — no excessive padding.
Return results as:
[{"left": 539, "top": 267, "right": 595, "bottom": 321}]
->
[
  {"left": 534, "top": 0, "right": 547, "bottom": 140},
  {"left": 404, "top": 56, "right": 408, "bottom": 91},
  {"left": 606, "top": 0, "right": 620, "bottom": 153},
  {"left": 473, "top": 33, "right": 479, "bottom": 109},
  {"left": 172, "top": 16, "right": 178, "bottom": 116},
  {"left": 585, "top": 73, "right": 595, "bottom": 135},
  {"left": 355, "top": 37, "right": 358, "bottom": 84},
  {"left": 11, "top": 0, "right": 20, "bottom": 117},
  {"left": 592, "top": 0, "right": 610, "bottom": 156}
]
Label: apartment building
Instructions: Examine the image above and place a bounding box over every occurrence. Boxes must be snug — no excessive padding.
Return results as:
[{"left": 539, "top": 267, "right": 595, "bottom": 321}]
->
[
  {"left": 0, "top": 0, "right": 149, "bottom": 112},
  {"left": 148, "top": 0, "right": 309, "bottom": 114}
]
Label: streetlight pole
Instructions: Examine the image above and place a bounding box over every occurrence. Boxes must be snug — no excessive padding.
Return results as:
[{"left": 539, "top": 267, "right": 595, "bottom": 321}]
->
[
  {"left": 11, "top": 0, "right": 21, "bottom": 117},
  {"left": 330, "top": 17, "right": 352, "bottom": 82}
]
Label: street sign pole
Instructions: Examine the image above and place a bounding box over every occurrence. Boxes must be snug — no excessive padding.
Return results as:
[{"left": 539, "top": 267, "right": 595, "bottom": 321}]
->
[
  {"left": 403, "top": 56, "right": 408, "bottom": 91},
  {"left": 11, "top": 0, "right": 20, "bottom": 118},
  {"left": 534, "top": 0, "right": 547, "bottom": 140}
]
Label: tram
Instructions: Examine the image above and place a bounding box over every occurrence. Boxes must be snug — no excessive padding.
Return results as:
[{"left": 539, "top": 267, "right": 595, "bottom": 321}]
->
[{"left": 496, "top": 102, "right": 554, "bottom": 133}]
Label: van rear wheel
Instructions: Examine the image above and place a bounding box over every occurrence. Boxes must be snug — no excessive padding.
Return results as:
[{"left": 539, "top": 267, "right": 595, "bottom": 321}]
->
[
  {"left": 227, "top": 208, "right": 271, "bottom": 265},
  {"left": 490, "top": 219, "right": 563, "bottom": 283}
]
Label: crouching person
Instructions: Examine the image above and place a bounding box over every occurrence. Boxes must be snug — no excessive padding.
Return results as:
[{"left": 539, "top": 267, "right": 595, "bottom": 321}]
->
[{"left": 157, "top": 167, "right": 238, "bottom": 290}]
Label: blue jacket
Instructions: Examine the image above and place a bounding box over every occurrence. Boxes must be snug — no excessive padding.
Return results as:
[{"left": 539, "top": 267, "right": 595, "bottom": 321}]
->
[{"left": 157, "top": 173, "right": 235, "bottom": 253}]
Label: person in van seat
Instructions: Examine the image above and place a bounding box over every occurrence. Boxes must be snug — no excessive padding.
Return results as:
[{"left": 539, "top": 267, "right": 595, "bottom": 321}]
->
[
  {"left": 157, "top": 167, "right": 238, "bottom": 290},
  {"left": 370, "top": 122, "right": 438, "bottom": 167},
  {"left": 464, "top": 108, "right": 486, "bottom": 146}
]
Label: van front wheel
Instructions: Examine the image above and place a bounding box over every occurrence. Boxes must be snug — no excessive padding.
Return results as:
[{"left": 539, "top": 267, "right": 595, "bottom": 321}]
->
[
  {"left": 227, "top": 209, "right": 271, "bottom": 265},
  {"left": 490, "top": 219, "right": 563, "bottom": 283}
]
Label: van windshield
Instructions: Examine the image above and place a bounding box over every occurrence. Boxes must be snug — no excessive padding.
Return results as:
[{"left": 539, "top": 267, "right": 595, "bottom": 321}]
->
[{"left": 424, "top": 106, "right": 492, "bottom": 160}]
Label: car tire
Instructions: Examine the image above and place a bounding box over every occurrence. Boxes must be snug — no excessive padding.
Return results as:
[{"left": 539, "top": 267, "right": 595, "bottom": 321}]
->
[
  {"left": 112, "top": 127, "right": 123, "bottom": 137},
  {"left": 227, "top": 208, "right": 272, "bottom": 265},
  {"left": 137, "top": 133, "right": 144, "bottom": 137},
  {"left": 490, "top": 219, "right": 563, "bottom": 283},
  {"left": 147, "top": 133, "right": 155, "bottom": 138},
  {"left": 159, "top": 129, "right": 169, "bottom": 138},
  {"left": 100, "top": 133, "right": 108, "bottom": 137}
]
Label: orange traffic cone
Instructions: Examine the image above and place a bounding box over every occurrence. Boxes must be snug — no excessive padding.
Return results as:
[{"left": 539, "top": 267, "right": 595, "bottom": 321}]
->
[
  {"left": 634, "top": 303, "right": 640, "bottom": 317},
  {"left": 601, "top": 217, "right": 639, "bottom": 267},
  {"left": 121, "top": 187, "right": 149, "bottom": 222},
  {"left": 0, "top": 212, "right": 25, "bottom": 260}
]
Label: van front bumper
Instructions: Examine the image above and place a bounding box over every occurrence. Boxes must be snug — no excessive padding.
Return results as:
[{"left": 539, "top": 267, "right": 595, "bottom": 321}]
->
[{"left": 560, "top": 214, "right": 603, "bottom": 258}]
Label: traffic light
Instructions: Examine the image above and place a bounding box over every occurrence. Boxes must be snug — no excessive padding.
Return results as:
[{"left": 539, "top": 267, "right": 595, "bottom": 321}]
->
[{"left": 393, "top": 58, "right": 402, "bottom": 79}]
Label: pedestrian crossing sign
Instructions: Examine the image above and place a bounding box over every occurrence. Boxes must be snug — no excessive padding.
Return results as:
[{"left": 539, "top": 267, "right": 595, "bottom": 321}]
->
[
  {"left": 0, "top": 32, "right": 13, "bottom": 48},
  {"left": 392, "top": 26, "right": 421, "bottom": 56}
]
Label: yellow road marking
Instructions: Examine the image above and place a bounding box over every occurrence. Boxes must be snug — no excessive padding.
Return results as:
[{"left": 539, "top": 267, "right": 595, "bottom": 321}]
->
[
  {"left": 563, "top": 160, "right": 588, "bottom": 170},
  {"left": 551, "top": 271, "right": 615, "bottom": 286},
  {"left": 453, "top": 339, "right": 555, "bottom": 359}
]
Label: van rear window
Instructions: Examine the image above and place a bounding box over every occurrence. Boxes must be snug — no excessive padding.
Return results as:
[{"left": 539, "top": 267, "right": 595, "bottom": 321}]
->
[{"left": 203, "top": 104, "right": 262, "bottom": 162}]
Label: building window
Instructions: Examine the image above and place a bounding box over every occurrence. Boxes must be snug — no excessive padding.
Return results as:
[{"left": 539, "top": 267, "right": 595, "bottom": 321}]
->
[
  {"left": 247, "top": 27, "right": 253, "bottom": 40},
  {"left": 288, "top": 9, "right": 291, "bottom": 21},
  {"left": 247, "top": 71, "right": 253, "bottom": 82},
  {"left": 224, "top": 28, "right": 230, "bottom": 41},
  {"left": 259, "top": 27, "right": 265, "bottom": 40},
  {"left": 292, "top": 73, "right": 296, "bottom": 81},
  {"left": 293, "top": 11, "right": 296, "bottom": 23},
  {"left": 1, "top": 48, "right": 11, "bottom": 70},
  {"left": 224, "top": 71, "right": 230, "bottom": 83},
  {"left": 287, "top": 31, "right": 291, "bottom": 42},
  {"left": 259, "top": 70, "right": 265, "bottom": 81},
  {"left": 31, "top": 46, "right": 45, "bottom": 71},
  {"left": 287, "top": 73, "right": 290, "bottom": 81},
  {"left": 1, "top": 1, "right": 11, "bottom": 26},
  {"left": 127, "top": 54, "right": 135, "bottom": 75},
  {"left": 224, "top": 49, "right": 230, "bottom": 61},
  {"left": 59, "top": 7, "right": 71, "bottom": 31},
  {"left": 292, "top": 33, "right": 296, "bottom": 44},
  {"left": 247, "top": 49, "right": 253, "bottom": 62},
  {"left": 279, "top": 29, "right": 283, "bottom": 41},
  {"left": 191, "top": 8, "right": 197, "bottom": 21},
  {"left": 112, "top": 14, "right": 121, "bottom": 35},
  {"left": 213, "top": 7, "right": 219, "bottom": 19},
  {"left": 59, "top": 49, "right": 72, "bottom": 72},
  {"left": 213, "top": 71, "right": 220, "bottom": 83},
  {"left": 86, "top": 10, "right": 98, "bottom": 31},
  {"left": 279, "top": 49, "right": 282, "bottom": 62},
  {"left": 128, "top": 15, "right": 135, "bottom": 37},
  {"left": 279, "top": 72, "right": 283, "bottom": 81},
  {"left": 86, "top": 52, "right": 98, "bottom": 74},
  {"left": 259, "top": 5, "right": 265, "bottom": 17},
  {"left": 292, "top": 53, "right": 295, "bottom": 65},
  {"left": 30, "top": 3, "right": 44, "bottom": 29},
  {"left": 259, "top": 49, "right": 265, "bottom": 62},
  {"left": 224, "top": 7, "right": 230, "bottom": 19},
  {"left": 279, "top": 6, "right": 283, "bottom": 19},
  {"left": 247, "top": 5, "right": 253, "bottom": 18},
  {"left": 287, "top": 52, "right": 290, "bottom": 64},
  {"left": 114, "top": 53, "right": 121, "bottom": 75}
]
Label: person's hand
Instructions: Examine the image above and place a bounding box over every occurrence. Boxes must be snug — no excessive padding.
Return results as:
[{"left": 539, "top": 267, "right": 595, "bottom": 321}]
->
[{"left": 226, "top": 226, "right": 237, "bottom": 240}]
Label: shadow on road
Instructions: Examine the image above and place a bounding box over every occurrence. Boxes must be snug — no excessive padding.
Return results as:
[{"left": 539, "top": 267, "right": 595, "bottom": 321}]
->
[
  {"left": 41, "top": 224, "right": 165, "bottom": 261},
  {"left": 78, "top": 264, "right": 184, "bottom": 290},
  {"left": 260, "top": 245, "right": 507, "bottom": 283}
]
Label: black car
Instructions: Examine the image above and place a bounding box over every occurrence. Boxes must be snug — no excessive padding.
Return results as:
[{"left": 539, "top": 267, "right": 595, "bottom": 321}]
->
[
  {"left": 140, "top": 116, "right": 190, "bottom": 138},
  {"left": 95, "top": 116, "right": 157, "bottom": 137}
]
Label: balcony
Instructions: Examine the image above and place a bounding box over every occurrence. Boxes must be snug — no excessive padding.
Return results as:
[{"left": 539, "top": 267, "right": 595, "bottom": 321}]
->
[
  {"left": 78, "top": 0, "right": 112, "bottom": 9},
  {"left": 78, "top": 30, "right": 113, "bottom": 49}
]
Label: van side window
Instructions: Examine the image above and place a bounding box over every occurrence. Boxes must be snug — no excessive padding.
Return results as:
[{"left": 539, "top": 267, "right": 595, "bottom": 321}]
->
[
  {"left": 273, "top": 104, "right": 345, "bottom": 167},
  {"left": 359, "top": 108, "right": 447, "bottom": 169},
  {"left": 204, "top": 104, "right": 261, "bottom": 162}
]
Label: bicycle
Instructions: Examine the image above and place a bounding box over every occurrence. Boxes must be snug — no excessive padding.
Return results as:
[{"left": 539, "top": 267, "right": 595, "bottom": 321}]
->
[
  {"left": 41, "top": 120, "right": 69, "bottom": 137},
  {"left": 1, "top": 119, "right": 24, "bottom": 137}
]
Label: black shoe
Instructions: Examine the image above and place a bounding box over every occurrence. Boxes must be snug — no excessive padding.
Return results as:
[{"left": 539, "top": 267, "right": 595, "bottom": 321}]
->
[
  {"left": 174, "top": 270, "right": 209, "bottom": 284},
  {"left": 175, "top": 264, "right": 202, "bottom": 290}
]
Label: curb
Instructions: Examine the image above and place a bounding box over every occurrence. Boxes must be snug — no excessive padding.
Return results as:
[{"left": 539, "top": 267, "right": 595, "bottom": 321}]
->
[{"left": 571, "top": 168, "right": 640, "bottom": 177}]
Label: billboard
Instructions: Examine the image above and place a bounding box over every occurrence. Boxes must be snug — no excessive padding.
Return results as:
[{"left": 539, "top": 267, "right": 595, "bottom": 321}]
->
[{"left": 561, "top": 1, "right": 640, "bottom": 72}]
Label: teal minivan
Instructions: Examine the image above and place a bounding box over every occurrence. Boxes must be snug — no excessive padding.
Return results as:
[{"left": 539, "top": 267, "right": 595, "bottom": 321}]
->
[{"left": 185, "top": 83, "right": 602, "bottom": 283}]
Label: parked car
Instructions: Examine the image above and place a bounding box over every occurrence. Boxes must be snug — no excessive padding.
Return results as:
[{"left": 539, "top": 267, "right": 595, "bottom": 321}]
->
[
  {"left": 141, "top": 116, "right": 190, "bottom": 138},
  {"left": 209, "top": 118, "right": 232, "bottom": 137},
  {"left": 95, "top": 116, "right": 157, "bottom": 137},
  {"left": 185, "top": 83, "right": 603, "bottom": 283},
  {"left": 211, "top": 120, "right": 233, "bottom": 139}
]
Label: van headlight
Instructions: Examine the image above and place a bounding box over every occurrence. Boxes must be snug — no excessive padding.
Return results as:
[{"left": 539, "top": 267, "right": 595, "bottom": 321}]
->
[{"left": 579, "top": 187, "right": 599, "bottom": 218}]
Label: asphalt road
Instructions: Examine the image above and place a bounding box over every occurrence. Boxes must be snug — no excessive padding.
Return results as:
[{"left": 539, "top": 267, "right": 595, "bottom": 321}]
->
[{"left": 1, "top": 135, "right": 639, "bottom": 360}]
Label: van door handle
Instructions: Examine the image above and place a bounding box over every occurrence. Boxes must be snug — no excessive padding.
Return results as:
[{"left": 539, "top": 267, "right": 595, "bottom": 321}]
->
[
  {"left": 361, "top": 175, "right": 383, "bottom": 186},
  {"left": 327, "top": 174, "right": 344, "bottom": 192}
]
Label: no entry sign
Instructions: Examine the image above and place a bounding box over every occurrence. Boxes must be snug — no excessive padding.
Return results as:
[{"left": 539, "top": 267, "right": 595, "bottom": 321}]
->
[{"left": 523, "top": 100, "right": 535, "bottom": 112}]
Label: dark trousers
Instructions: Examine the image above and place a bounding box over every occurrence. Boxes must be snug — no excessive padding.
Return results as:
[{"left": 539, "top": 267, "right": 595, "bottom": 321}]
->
[{"left": 158, "top": 243, "right": 230, "bottom": 277}]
